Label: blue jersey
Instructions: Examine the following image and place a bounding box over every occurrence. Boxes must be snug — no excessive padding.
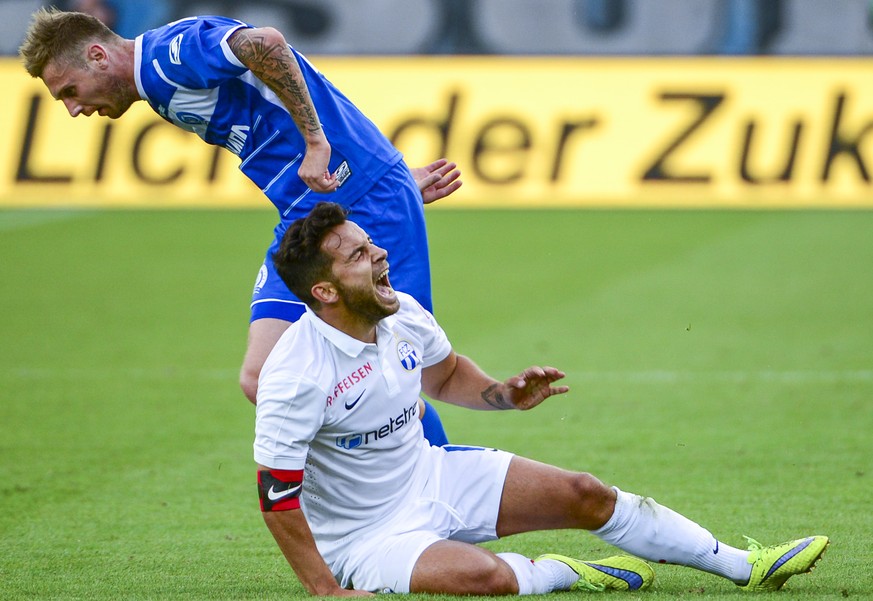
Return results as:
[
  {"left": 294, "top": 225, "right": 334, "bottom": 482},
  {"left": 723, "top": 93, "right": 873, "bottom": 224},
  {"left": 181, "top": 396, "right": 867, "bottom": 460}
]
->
[
  {"left": 133, "top": 16, "right": 432, "bottom": 322},
  {"left": 134, "top": 15, "right": 402, "bottom": 215}
]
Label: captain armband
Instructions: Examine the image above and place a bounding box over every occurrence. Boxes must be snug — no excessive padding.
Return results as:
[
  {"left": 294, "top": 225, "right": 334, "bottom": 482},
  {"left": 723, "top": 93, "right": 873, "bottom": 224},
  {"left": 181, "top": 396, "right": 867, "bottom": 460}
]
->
[{"left": 257, "top": 469, "right": 304, "bottom": 512}]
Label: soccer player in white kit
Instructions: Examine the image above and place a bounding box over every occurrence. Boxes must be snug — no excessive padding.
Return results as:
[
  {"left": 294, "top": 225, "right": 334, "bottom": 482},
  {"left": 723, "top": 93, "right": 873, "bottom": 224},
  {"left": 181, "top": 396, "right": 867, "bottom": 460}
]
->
[{"left": 253, "top": 202, "right": 829, "bottom": 596}]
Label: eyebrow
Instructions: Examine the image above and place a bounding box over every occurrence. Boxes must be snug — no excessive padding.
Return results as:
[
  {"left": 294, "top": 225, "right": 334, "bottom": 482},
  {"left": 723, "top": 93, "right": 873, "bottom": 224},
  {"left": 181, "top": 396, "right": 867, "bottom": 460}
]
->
[
  {"left": 345, "top": 242, "right": 367, "bottom": 262},
  {"left": 343, "top": 236, "right": 373, "bottom": 262}
]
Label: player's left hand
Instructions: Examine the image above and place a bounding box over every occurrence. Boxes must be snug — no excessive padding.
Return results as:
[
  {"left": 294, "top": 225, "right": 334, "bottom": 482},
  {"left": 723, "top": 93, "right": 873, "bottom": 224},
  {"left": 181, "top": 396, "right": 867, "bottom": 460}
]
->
[
  {"left": 505, "top": 366, "right": 569, "bottom": 411},
  {"left": 411, "top": 159, "right": 462, "bottom": 204}
]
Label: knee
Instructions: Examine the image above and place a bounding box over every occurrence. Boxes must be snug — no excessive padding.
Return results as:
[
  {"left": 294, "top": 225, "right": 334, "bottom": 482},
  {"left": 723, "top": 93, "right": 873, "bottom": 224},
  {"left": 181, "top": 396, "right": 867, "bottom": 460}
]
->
[
  {"left": 466, "top": 555, "right": 518, "bottom": 595},
  {"left": 568, "top": 472, "right": 616, "bottom": 529},
  {"left": 412, "top": 549, "right": 518, "bottom": 595}
]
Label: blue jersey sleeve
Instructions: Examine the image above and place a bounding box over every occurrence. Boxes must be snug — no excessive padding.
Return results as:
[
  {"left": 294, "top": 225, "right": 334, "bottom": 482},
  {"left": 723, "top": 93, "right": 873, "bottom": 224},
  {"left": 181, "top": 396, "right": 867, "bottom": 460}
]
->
[
  {"left": 156, "top": 16, "right": 249, "bottom": 89},
  {"left": 137, "top": 15, "right": 404, "bottom": 216}
]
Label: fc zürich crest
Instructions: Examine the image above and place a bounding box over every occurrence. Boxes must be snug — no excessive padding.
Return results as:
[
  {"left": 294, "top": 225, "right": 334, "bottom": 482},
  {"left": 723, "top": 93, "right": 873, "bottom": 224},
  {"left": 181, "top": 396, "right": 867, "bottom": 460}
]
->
[{"left": 396, "top": 340, "right": 420, "bottom": 371}]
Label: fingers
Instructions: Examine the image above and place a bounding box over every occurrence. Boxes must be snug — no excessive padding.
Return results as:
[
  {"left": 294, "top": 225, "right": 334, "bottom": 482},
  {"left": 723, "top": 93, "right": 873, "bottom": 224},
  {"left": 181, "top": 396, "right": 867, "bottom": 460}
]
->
[
  {"left": 418, "top": 173, "right": 442, "bottom": 190},
  {"left": 433, "top": 165, "right": 462, "bottom": 189},
  {"left": 514, "top": 366, "right": 566, "bottom": 386},
  {"left": 422, "top": 182, "right": 462, "bottom": 204},
  {"left": 303, "top": 170, "right": 339, "bottom": 193},
  {"left": 510, "top": 366, "right": 569, "bottom": 405},
  {"left": 431, "top": 159, "right": 456, "bottom": 177},
  {"left": 420, "top": 162, "right": 463, "bottom": 204},
  {"left": 423, "top": 158, "right": 448, "bottom": 172},
  {"left": 299, "top": 141, "right": 336, "bottom": 192},
  {"left": 414, "top": 159, "right": 458, "bottom": 180}
]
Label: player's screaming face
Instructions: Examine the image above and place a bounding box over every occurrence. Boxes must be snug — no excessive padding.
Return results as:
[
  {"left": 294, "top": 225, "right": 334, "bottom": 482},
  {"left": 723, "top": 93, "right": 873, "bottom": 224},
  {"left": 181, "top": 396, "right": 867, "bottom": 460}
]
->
[{"left": 323, "top": 222, "right": 400, "bottom": 322}]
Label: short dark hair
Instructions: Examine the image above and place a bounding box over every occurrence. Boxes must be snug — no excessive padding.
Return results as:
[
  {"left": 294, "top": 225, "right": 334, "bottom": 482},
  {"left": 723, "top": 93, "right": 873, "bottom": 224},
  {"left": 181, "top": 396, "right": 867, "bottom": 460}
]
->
[
  {"left": 19, "top": 8, "right": 119, "bottom": 78},
  {"left": 273, "top": 202, "right": 350, "bottom": 309}
]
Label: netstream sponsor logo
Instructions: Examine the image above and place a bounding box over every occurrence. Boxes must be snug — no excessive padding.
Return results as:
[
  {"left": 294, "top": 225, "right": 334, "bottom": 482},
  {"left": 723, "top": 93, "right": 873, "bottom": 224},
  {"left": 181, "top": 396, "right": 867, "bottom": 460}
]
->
[{"left": 335, "top": 400, "right": 418, "bottom": 450}]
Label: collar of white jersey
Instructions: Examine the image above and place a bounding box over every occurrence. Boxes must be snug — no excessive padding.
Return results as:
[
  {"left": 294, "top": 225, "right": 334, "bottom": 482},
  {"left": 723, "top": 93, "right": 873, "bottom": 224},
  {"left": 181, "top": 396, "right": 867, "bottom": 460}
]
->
[{"left": 303, "top": 306, "right": 398, "bottom": 358}]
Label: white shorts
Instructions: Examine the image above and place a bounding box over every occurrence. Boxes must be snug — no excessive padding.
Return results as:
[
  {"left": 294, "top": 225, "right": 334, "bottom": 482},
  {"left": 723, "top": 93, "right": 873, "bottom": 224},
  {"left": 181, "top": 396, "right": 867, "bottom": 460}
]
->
[{"left": 326, "top": 444, "right": 514, "bottom": 593}]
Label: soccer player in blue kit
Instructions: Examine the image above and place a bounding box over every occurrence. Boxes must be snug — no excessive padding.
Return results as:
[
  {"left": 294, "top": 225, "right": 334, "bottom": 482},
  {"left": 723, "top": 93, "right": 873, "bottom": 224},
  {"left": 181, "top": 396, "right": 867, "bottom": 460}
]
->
[{"left": 19, "top": 8, "right": 460, "bottom": 444}]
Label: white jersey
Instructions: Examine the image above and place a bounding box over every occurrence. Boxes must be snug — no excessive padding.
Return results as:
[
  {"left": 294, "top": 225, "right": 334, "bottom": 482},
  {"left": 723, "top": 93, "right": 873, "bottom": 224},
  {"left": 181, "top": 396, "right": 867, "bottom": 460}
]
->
[{"left": 254, "top": 291, "right": 452, "bottom": 547}]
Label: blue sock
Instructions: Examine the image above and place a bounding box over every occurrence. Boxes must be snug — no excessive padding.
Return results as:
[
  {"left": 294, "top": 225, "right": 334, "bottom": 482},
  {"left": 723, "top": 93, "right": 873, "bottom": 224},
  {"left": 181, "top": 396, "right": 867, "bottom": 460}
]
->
[{"left": 420, "top": 399, "right": 449, "bottom": 446}]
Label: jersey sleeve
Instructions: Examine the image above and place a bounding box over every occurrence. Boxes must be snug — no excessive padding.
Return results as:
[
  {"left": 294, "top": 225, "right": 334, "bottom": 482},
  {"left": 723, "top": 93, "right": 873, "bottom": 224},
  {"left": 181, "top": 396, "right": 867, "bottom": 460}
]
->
[
  {"left": 254, "top": 373, "right": 326, "bottom": 471},
  {"left": 400, "top": 293, "right": 452, "bottom": 367},
  {"left": 158, "top": 17, "right": 250, "bottom": 90}
]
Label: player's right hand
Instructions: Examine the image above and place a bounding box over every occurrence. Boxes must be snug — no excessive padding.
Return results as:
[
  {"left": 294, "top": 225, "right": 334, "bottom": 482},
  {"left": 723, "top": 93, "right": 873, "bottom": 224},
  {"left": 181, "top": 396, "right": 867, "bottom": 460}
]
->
[
  {"left": 330, "top": 589, "right": 374, "bottom": 597},
  {"left": 299, "top": 140, "right": 339, "bottom": 193}
]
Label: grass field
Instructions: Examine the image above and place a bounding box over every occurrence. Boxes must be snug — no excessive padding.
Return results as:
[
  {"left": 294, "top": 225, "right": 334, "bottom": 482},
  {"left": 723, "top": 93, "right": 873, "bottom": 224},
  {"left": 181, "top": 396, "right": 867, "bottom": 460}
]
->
[{"left": 1, "top": 208, "right": 871, "bottom": 600}]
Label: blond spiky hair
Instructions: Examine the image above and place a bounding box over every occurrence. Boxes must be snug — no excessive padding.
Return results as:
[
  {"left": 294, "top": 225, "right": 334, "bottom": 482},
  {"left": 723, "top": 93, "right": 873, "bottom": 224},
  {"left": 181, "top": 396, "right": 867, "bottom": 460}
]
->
[{"left": 19, "top": 7, "right": 118, "bottom": 78}]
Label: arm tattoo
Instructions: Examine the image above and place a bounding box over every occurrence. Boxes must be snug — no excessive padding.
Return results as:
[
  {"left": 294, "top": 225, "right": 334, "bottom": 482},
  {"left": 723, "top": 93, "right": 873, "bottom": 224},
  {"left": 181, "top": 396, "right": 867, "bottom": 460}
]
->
[
  {"left": 228, "top": 30, "right": 321, "bottom": 135},
  {"left": 482, "top": 383, "right": 515, "bottom": 410}
]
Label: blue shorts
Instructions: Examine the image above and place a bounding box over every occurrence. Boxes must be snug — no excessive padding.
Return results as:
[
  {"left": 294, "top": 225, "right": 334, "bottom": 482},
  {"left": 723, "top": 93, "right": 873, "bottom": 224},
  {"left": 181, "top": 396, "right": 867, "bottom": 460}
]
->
[{"left": 250, "top": 161, "right": 433, "bottom": 322}]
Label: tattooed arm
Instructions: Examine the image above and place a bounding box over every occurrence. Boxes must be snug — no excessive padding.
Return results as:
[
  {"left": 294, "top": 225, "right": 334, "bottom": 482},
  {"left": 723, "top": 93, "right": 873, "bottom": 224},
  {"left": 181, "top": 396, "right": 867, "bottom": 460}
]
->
[
  {"left": 228, "top": 26, "right": 338, "bottom": 193},
  {"left": 421, "top": 350, "right": 569, "bottom": 411}
]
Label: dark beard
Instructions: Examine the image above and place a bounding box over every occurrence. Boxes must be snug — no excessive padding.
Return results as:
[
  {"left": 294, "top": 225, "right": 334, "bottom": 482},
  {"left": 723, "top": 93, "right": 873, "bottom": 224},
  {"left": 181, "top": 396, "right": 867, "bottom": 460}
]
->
[{"left": 335, "top": 281, "right": 398, "bottom": 324}]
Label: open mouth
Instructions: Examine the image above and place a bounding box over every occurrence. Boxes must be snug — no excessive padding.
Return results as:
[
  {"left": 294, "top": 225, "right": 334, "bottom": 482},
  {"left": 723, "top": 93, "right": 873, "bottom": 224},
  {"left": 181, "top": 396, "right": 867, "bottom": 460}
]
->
[{"left": 375, "top": 268, "right": 395, "bottom": 300}]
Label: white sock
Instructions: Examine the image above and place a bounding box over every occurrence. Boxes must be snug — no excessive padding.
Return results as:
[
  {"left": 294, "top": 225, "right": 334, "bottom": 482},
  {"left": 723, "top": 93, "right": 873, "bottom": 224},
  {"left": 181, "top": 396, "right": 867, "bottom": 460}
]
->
[
  {"left": 496, "top": 552, "right": 578, "bottom": 594},
  {"left": 592, "top": 488, "right": 752, "bottom": 584}
]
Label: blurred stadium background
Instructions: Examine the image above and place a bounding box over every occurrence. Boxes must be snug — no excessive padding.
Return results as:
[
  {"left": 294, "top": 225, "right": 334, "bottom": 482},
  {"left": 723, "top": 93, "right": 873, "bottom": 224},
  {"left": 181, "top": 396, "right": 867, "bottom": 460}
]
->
[
  {"left": 2, "top": 0, "right": 873, "bottom": 56},
  {"left": 2, "top": 0, "right": 872, "bottom": 210}
]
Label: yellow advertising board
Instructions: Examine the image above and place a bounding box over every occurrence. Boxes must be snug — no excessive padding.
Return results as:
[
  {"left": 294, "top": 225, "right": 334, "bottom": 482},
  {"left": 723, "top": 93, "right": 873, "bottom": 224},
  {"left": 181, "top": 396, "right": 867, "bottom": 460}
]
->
[{"left": 2, "top": 56, "right": 872, "bottom": 208}]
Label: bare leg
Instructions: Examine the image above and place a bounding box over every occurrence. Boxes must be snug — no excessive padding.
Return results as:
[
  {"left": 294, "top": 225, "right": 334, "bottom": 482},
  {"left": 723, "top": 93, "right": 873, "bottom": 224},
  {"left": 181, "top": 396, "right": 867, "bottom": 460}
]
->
[
  {"left": 496, "top": 458, "right": 752, "bottom": 584},
  {"left": 497, "top": 456, "right": 616, "bottom": 536},
  {"left": 410, "top": 540, "right": 518, "bottom": 595},
  {"left": 239, "top": 317, "right": 292, "bottom": 404},
  {"left": 406, "top": 458, "right": 618, "bottom": 595}
]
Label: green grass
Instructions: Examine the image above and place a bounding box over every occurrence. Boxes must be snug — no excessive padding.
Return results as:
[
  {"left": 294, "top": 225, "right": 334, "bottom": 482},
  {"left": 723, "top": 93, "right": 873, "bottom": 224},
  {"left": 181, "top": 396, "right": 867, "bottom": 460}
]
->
[{"left": 1, "top": 208, "right": 871, "bottom": 600}]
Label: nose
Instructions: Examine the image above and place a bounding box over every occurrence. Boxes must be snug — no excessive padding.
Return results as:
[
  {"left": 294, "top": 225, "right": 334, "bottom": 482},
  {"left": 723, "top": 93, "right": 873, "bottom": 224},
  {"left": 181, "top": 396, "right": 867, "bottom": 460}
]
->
[
  {"left": 372, "top": 243, "right": 388, "bottom": 263},
  {"left": 63, "top": 98, "right": 83, "bottom": 117}
]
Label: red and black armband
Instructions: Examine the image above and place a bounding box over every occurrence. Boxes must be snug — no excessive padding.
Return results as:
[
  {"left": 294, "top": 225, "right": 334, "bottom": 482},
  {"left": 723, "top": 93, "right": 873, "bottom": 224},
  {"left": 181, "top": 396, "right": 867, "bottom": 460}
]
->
[{"left": 257, "top": 469, "right": 304, "bottom": 512}]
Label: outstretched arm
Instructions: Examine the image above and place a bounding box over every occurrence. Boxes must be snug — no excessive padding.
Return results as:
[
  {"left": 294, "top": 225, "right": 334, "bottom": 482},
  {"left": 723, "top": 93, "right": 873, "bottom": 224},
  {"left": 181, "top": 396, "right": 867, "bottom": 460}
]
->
[
  {"left": 421, "top": 351, "right": 568, "bottom": 411},
  {"left": 228, "top": 27, "right": 338, "bottom": 193}
]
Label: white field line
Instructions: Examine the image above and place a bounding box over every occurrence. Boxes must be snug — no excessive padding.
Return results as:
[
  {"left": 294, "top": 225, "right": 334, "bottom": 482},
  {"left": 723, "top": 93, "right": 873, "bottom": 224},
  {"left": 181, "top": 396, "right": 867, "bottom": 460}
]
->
[
  {"left": 568, "top": 369, "right": 873, "bottom": 384},
  {"left": 4, "top": 367, "right": 873, "bottom": 384},
  {"left": 5, "top": 367, "right": 236, "bottom": 381}
]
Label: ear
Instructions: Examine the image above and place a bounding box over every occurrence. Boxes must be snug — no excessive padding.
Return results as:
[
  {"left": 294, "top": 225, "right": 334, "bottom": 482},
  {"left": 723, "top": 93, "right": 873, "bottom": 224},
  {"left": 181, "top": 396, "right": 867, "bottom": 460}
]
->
[
  {"left": 87, "top": 43, "right": 109, "bottom": 67},
  {"left": 311, "top": 281, "right": 338, "bottom": 305}
]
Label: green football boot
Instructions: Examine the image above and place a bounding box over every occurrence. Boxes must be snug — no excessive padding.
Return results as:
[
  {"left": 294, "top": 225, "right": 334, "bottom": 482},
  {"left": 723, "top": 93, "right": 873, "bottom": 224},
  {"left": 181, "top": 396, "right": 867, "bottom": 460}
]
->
[
  {"left": 739, "top": 535, "right": 829, "bottom": 591},
  {"left": 536, "top": 553, "right": 655, "bottom": 592}
]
